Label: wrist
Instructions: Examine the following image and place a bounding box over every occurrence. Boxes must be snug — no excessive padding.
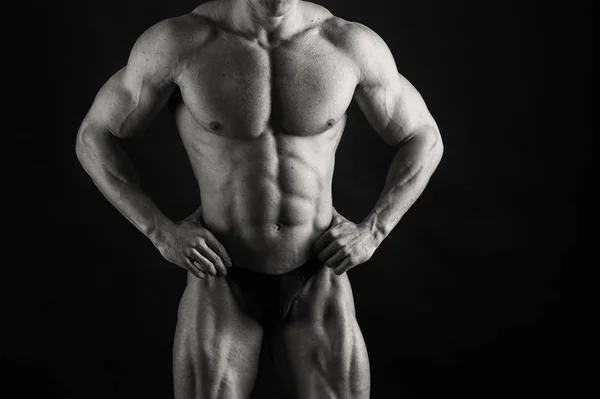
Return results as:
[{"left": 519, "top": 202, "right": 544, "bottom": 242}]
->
[
  {"left": 147, "top": 217, "right": 175, "bottom": 248},
  {"left": 331, "top": 206, "right": 340, "bottom": 219},
  {"left": 361, "top": 214, "right": 387, "bottom": 245},
  {"left": 183, "top": 205, "right": 203, "bottom": 225}
]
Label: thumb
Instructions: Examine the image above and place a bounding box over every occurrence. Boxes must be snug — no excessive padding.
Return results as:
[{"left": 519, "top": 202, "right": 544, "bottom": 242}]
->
[{"left": 332, "top": 209, "right": 342, "bottom": 221}]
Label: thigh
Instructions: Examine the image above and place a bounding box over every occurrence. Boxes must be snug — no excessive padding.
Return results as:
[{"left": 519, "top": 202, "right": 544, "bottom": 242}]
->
[
  {"left": 174, "top": 273, "right": 263, "bottom": 399},
  {"left": 268, "top": 266, "right": 370, "bottom": 399}
]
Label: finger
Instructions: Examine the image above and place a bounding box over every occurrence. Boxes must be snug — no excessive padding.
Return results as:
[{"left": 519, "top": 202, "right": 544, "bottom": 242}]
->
[
  {"left": 333, "top": 257, "right": 353, "bottom": 275},
  {"left": 318, "top": 239, "right": 342, "bottom": 263},
  {"left": 324, "top": 247, "right": 348, "bottom": 268},
  {"left": 313, "top": 228, "right": 336, "bottom": 253},
  {"left": 202, "top": 231, "right": 233, "bottom": 268},
  {"left": 185, "top": 259, "right": 205, "bottom": 279},
  {"left": 189, "top": 250, "right": 217, "bottom": 276},
  {"left": 193, "top": 245, "right": 226, "bottom": 276}
]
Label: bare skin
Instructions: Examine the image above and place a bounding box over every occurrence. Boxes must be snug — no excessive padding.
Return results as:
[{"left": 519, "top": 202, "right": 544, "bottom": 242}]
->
[{"left": 76, "top": 0, "right": 443, "bottom": 398}]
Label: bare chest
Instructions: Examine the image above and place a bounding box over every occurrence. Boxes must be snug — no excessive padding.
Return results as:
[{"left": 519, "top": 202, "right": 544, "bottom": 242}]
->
[{"left": 175, "top": 31, "right": 359, "bottom": 138}]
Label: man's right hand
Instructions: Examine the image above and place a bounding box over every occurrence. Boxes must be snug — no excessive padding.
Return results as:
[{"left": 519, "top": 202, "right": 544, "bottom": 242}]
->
[{"left": 152, "top": 217, "right": 232, "bottom": 279}]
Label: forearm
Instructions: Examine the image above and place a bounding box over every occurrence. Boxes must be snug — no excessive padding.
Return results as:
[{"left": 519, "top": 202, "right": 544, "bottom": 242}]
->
[
  {"left": 362, "top": 126, "right": 443, "bottom": 242},
  {"left": 76, "top": 127, "right": 172, "bottom": 243}
]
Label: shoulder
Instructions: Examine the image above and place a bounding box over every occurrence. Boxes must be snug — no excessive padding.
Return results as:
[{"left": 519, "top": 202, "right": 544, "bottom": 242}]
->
[
  {"left": 320, "top": 16, "right": 388, "bottom": 58},
  {"left": 120, "top": 11, "right": 214, "bottom": 85},
  {"left": 132, "top": 7, "right": 219, "bottom": 58},
  {"left": 319, "top": 17, "right": 396, "bottom": 85},
  {"left": 300, "top": 0, "right": 334, "bottom": 20}
]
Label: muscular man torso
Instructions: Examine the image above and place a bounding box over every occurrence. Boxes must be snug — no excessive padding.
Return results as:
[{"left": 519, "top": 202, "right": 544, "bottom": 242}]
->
[
  {"left": 77, "top": 1, "right": 442, "bottom": 396},
  {"left": 168, "top": 1, "right": 359, "bottom": 272}
]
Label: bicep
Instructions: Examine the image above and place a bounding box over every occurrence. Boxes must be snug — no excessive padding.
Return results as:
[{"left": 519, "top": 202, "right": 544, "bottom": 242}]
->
[
  {"left": 351, "top": 24, "right": 437, "bottom": 145},
  {"left": 355, "top": 73, "right": 436, "bottom": 145},
  {"left": 84, "top": 69, "right": 174, "bottom": 139},
  {"left": 81, "top": 20, "right": 179, "bottom": 139}
]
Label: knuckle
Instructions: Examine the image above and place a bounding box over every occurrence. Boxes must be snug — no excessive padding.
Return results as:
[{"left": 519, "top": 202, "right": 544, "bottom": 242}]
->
[
  {"left": 197, "top": 267, "right": 209, "bottom": 275},
  {"left": 202, "top": 261, "right": 215, "bottom": 273},
  {"left": 216, "top": 245, "right": 227, "bottom": 256},
  {"left": 197, "top": 228, "right": 210, "bottom": 238}
]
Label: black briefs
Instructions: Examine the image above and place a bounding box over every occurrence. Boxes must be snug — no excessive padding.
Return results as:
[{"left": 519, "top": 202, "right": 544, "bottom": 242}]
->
[{"left": 226, "top": 257, "right": 323, "bottom": 328}]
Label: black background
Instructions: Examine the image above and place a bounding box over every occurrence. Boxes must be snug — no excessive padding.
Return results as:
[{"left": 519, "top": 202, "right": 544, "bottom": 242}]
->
[{"left": 6, "top": 0, "right": 594, "bottom": 398}]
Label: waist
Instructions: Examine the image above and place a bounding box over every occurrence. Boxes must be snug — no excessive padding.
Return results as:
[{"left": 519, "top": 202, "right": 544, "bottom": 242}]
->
[{"left": 202, "top": 213, "right": 332, "bottom": 274}]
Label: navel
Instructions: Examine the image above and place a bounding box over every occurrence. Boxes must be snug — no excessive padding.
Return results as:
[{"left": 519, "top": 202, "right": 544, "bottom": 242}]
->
[{"left": 273, "top": 223, "right": 283, "bottom": 231}]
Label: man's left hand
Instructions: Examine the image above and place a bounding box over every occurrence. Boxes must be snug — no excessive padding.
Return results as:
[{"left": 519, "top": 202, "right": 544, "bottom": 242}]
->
[{"left": 313, "top": 211, "right": 381, "bottom": 275}]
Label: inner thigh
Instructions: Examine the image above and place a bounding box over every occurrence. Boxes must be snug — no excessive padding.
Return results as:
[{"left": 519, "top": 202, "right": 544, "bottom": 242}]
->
[
  {"left": 173, "top": 273, "right": 263, "bottom": 399},
  {"left": 268, "top": 266, "right": 370, "bottom": 399}
]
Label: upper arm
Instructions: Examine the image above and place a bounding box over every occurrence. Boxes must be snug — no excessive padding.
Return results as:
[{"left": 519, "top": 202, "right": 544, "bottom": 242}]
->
[
  {"left": 349, "top": 23, "right": 439, "bottom": 146},
  {"left": 80, "top": 18, "right": 182, "bottom": 139}
]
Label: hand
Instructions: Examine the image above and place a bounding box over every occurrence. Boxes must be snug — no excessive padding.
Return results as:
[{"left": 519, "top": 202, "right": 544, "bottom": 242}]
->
[
  {"left": 153, "top": 213, "right": 232, "bottom": 279},
  {"left": 313, "top": 210, "right": 380, "bottom": 275}
]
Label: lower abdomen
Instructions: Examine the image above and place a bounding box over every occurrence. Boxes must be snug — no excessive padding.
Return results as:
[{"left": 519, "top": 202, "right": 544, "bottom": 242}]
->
[{"left": 200, "top": 192, "right": 332, "bottom": 274}]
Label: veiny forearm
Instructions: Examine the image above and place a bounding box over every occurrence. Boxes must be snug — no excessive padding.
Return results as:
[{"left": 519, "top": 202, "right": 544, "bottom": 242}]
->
[
  {"left": 76, "top": 126, "right": 172, "bottom": 242},
  {"left": 362, "top": 126, "right": 443, "bottom": 242}
]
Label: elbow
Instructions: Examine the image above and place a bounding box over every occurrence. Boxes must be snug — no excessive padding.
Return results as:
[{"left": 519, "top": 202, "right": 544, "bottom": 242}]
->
[
  {"left": 75, "top": 129, "right": 85, "bottom": 163},
  {"left": 76, "top": 121, "right": 107, "bottom": 166},
  {"left": 421, "top": 123, "right": 443, "bottom": 159},
  {"left": 434, "top": 127, "right": 444, "bottom": 160},
  {"left": 417, "top": 124, "right": 444, "bottom": 168},
  {"left": 430, "top": 127, "right": 444, "bottom": 171},
  {"left": 75, "top": 126, "right": 91, "bottom": 166}
]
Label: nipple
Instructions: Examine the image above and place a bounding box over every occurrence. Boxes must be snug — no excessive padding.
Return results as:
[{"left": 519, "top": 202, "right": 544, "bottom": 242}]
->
[{"left": 326, "top": 119, "right": 336, "bottom": 128}]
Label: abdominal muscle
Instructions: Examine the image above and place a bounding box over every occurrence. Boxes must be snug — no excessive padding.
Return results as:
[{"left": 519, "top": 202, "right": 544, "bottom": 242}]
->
[{"left": 180, "top": 127, "right": 341, "bottom": 274}]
